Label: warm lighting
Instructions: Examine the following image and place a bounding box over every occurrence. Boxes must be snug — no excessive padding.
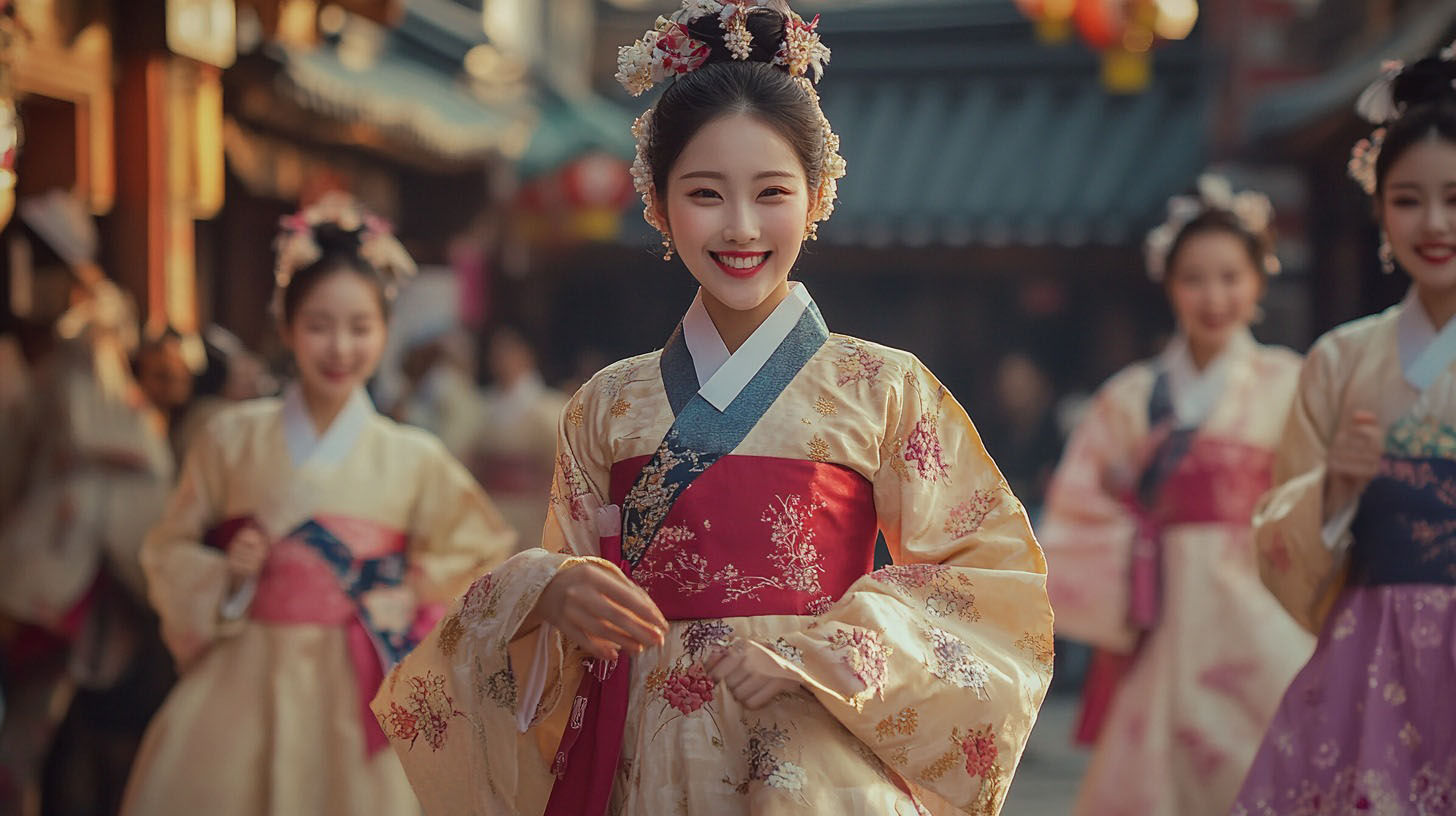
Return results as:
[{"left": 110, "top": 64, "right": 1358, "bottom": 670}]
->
[{"left": 1154, "top": 0, "right": 1198, "bottom": 40}]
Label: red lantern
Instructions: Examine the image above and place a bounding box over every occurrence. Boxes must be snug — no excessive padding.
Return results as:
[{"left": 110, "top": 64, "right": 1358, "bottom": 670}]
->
[{"left": 1073, "top": 0, "right": 1124, "bottom": 51}]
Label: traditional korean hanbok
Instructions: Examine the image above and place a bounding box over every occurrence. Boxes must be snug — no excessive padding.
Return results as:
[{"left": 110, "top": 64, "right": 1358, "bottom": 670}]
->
[
  {"left": 120, "top": 385, "right": 515, "bottom": 816},
  {"left": 372, "top": 284, "right": 1054, "bottom": 816},
  {"left": 1234, "top": 291, "right": 1456, "bottom": 815},
  {"left": 1038, "top": 329, "right": 1314, "bottom": 816}
]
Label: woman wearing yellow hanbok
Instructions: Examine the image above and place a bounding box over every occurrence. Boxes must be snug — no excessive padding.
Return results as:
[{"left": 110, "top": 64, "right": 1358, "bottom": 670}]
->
[
  {"left": 372, "top": 5, "right": 1053, "bottom": 815},
  {"left": 120, "top": 197, "right": 515, "bottom": 816}
]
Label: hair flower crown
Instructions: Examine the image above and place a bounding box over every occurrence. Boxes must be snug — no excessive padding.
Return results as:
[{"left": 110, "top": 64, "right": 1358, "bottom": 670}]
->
[
  {"left": 1144, "top": 173, "right": 1279, "bottom": 282},
  {"left": 1347, "top": 41, "right": 1456, "bottom": 195},
  {"left": 617, "top": 0, "right": 844, "bottom": 243},
  {"left": 272, "top": 192, "right": 417, "bottom": 318}
]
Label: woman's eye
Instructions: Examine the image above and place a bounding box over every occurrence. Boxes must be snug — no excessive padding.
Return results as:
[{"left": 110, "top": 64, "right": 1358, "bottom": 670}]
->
[
  {"left": 759, "top": 187, "right": 789, "bottom": 199},
  {"left": 1391, "top": 197, "right": 1419, "bottom": 207},
  {"left": 688, "top": 188, "right": 721, "bottom": 200}
]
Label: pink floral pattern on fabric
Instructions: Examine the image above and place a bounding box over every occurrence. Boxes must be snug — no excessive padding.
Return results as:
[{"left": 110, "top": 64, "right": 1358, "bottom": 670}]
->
[
  {"left": 551, "top": 453, "right": 594, "bottom": 522},
  {"left": 925, "top": 625, "right": 991, "bottom": 698},
  {"left": 833, "top": 339, "right": 886, "bottom": 387},
  {"left": 726, "top": 721, "right": 808, "bottom": 795},
  {"left": 944, "top": 490, "right": 999, "bottom": 538},
  {"left": 826, "top": 628, "right": 893, "bottom": 708},
  {"left": 904, "top": 409, "right": 950, "bottom": 482},
  {"left": 663, "top": 664, "right": 717, "bottom": 715},
  {"left": 380, "top": 671, "right": 461, "bottom": 752},
  {"left": 871, "top": 564, "right": 982, "bottom": 622}
]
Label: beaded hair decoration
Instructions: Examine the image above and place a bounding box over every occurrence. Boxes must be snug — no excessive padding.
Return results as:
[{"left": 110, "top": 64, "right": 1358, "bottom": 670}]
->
[
  {"left": 1143, "top": 173, "right": 1279, "bottom": 282},
  {"left": 272, "top": 192, "right": 416, "bottom": 319},
  {"left": 1347, "top": 41, "right": 1456, "bottom": 195},
  {"left": 615, "top": 0, "right": 845, "bottom": 243}
]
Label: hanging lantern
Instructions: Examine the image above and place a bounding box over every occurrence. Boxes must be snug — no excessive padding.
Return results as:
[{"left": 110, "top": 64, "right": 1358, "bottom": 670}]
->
[
  {"left": 1072, "top": 0, "right": 1122, "bottom": 51},
  {"left": 1015, "top": 0, "right": 1077, "bottom": 44}
]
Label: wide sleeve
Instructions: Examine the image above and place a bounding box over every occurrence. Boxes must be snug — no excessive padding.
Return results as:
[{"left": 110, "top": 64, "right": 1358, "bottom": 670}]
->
[
  {"left": 1036, "top": 373, "right": 1145, "bottom": 653},
  {"left": 138, "top": 415, "right": 234, "bottom": 670},
  {"left": 371, "top": 378, "right": 617, "bottom": 816},
  {"left": 1252, "top": 337, "right": 1348, "bottom": 633},
  {"left": 773, "top": 357, "right": 1054, "bottom": 815},
  {"left": 405, "top": 437, "right": 517, "bottom": 607}
]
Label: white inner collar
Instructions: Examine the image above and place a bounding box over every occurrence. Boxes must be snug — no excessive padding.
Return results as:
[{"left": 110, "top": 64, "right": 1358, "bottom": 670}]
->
[
  {"left": 1396, "top": 287, "right": 1456, "bottom": 391},
  {"left": 1160, "top": 328, "right": 1253, "bottom": 428},
  {"left": 680, "top": 283, "right": 814, "bottom": 412},
  {"left": 282, "top": 383, "right": 374, "bottom": 467}
]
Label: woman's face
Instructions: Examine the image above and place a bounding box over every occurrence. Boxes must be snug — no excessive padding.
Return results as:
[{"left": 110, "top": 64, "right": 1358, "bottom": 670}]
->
[
  {"left": 1165, "top": 229, "right": 1264, "bottom": 355},
  {"left": 282, "top": 269, "right": 387, "bottom": 406},
  {"left": 659, "top": 113, "right": 812, "bottom": 314},
  {"left": 1380, "top": 137, "right": 1456, "bottom": 294}
]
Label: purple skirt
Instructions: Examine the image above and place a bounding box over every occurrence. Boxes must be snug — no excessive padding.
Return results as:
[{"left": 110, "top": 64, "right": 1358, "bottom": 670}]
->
[{"left": 1231, "top": 585, "right": 1456, "bottom": 815}]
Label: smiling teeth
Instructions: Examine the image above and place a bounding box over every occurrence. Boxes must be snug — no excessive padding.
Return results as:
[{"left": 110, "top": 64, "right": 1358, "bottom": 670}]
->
[{"left": 718, "top": 254, "right": 766, "bottom": 269}]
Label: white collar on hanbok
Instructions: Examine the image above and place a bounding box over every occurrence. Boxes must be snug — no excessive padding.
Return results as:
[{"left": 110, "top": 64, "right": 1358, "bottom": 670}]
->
[
  {"left": 681, "top": 282, "right": 814, "bottom": 412},
  {"left": 1159, "top": 327, "right": 1255, "bottom": 428},
  {"left": 1396, "top": 287, "right": 1456, "bottom": 391},
  {"left": 281, "top": 383, "right": 375, "bottom": 468}
]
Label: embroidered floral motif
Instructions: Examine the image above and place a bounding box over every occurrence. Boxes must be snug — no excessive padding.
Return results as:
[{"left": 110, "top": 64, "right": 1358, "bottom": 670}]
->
[
  {"left": 436, "top": 613, "right": 465, "bottom": 658},
  {"left": 955, "top": 724, "right": 1000, "bottom": 778},
  {"left": 566, "top": 400, "right": 585, "bottom": 427},
  {"left": 456, "top": 571, "right": 503, "bottom": 640},
  {"left": 885, "top": 435, "right": 910, "bottom": 480},
  {"left": 623, "top": 440, "right": 707, "bottom": 564},
  {"left": 833, "top": 339, "right": 886, "bottom": 387},
  {"left": 726, "top": 721, "right": 806, "bottom": 794},
  {"left": 380, "top": 671, "right": 461, "bottom": 751},
  {"left": 1331, "top": 607, "right": 1357, "bottom": 640},
  {"left": 814, "top": 396, "right": 838, "bottom": 416},
  {"left": 682, "top": 619, "right": 735, "bottom": 659},
  {"left": 826, "top": 628, "right": 893, "bottom": 708},
  {"left": 875, "top": 707, "right": 919, "bottom": 740},
  {"left": 1400, "top": 722, "right": 1423, "bottom": 749},
  {"left": 646, "top": 667, "right": 667, "bottom": 693},
  {"left": 770, "top": 637, "right": 804, "bottom": 666},
  {"left": 551, "top": 454, "right": 595, "bottom": 522},
  {"left": 1015, "top": 632, "right": 1055, "bottom": 673},
  {"left": 925, "top": 626, "right": 990, "bottom": 698},
  {"left": 664, "top": 664, "right": 717, "bottom": 715},
  {"left": 633, "top": 493, "right": 827, "bottom": 603},
  {"left": 807, "top": 435, "right": 831, "bottom": 463},
  {"left": 918, "top": 748, "right": 960, "bottom": 782},
  {"left": 483, "top": 667, "right": 517, "bottom": 710},
  {"left": 904, "top": 402, "right": 950, "bottom": 481},
  {"left": 871, "top": 564, "right": 982, "bottom": 621},
  {"left": 611, "top": 399, "right": 632, "bottom": 417},
  {"left": 805, "top": 596, "right": 835, "bottom": 616},
  {"left": 1387, "top": 414, "right": 1456, "bottom": 458},
  {"left": 945, "top": 490, "right": 999, "bottom": 538}
]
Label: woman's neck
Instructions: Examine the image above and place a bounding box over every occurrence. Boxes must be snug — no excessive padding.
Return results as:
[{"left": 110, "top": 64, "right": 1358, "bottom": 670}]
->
[
  {"left": 701, "top": 282, "right": 792, "bottom": 353},
  {"left": 300, "top": 386, "right": 352, "bottom": 435},
  {"left": 1185, "top": 334, "right": 1229, "bottom": 372},
  {"left": 1416, "top": 284, "right": 1456, "bottom": 332}
]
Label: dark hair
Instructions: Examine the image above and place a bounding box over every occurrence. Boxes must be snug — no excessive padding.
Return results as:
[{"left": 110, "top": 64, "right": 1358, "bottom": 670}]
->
[
  {"left": 279, "top": 223, "right": 389, "bottom": 324},
  {"left": 1165, "top": 209, "right": 1274, "bottom": 282},
  {"left": 1374, "top": 54, "right": 1456, "bottom": 194},
  {"left": 646, "top": 8, "right": 824, "bottom": 201}
]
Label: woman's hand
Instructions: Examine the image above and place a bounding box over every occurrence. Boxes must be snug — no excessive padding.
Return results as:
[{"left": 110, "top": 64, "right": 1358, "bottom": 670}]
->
[
  {"left": 536, "top": 561, "right": 667, "bottom": 662},
  {"left": 225, "top": 526, "right": 270, "bottom": 581},
  {"left": 706, "top": 639, "right": 804, "bottom": 710},
  {"left": 1326, "top": 409, "right": 1383, "bottom": 508}
]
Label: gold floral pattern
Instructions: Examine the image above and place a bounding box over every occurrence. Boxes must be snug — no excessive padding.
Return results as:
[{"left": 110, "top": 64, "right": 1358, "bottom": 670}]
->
[
  {"left": 875, "top": 707, "right": 919, "bottom": 740},
  {"left": 826, "top": 627, "right": 893, "bottom": 708},
  {"left": 814, "top": 396, "right": 838, "bottom": 416},
  {"left": 1015, "top": 632, "right": 1056, "bottom": 673},
  {"left": 918, "top": 748, "right": 960, "bottom": 782},
  {"left": 622, "top": 440, "right": 706, "bottom": 564},
  {"left": 807, "top": 435, "right": 831, "bottom": 463},
  {"left": 566, "top": 401, "right": 585, "bottom": 427}
]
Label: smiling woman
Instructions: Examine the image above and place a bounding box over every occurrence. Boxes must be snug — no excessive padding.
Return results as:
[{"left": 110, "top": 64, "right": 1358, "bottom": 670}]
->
[
  {"left": 117, "top": 194, "right": 516, "bottom": 816},
  {"left": 371, "top": 3, "right": 1053, "bottom": 816}
]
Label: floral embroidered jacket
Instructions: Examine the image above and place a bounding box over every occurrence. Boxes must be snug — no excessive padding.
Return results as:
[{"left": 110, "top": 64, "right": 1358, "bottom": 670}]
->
[{"left": 371, "top": 286, "right": 1054, "bottom": 816}]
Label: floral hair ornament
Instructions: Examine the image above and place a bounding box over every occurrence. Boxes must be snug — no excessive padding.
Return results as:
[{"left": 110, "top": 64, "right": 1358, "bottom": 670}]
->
[
  {"left": 272, "top": 192, "right": 417, "bottom": 319},
  {"left": 1348, "top": 43, "right": 1456, "bottom": 195},
  {"left": 617, "top": 0, "right": 844, "bottom": 249},
  {"left": 1143, "top": 173, "right": 1279, "bottom": 283}
]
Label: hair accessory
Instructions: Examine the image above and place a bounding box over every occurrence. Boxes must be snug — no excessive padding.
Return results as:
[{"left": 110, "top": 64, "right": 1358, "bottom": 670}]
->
[
  {"left": 272, "top": 192, "right": 416, "bottom": 319},
  {"left": 1143, "top": 173, "right": 1279, "bottom": 282},
  {"left": 618, "top": 0, "right": 844, "bottom": 245},
  {"left": 1347, "top": 43, "right": 1456, "bottom": 194}
]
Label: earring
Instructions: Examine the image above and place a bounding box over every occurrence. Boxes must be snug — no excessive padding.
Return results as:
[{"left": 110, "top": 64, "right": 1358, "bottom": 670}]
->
[
  {"left": 661, "top": 234, "right": 674, "bottom": 261},
  {"left": 805, "top": 222, "right": 819, "bottom": 242},
  {"left": 1378, "top": 233, "right": 1395, "bottom": 275}
]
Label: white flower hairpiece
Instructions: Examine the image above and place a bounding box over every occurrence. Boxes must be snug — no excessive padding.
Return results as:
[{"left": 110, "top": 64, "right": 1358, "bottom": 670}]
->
[
  {"left": 1144, "top": 174, "right": 1279, "bottom": 282},
  {"left": 272, "top": 192, "right": 417, "bottom": 319},
  {"left": 1348, "top": 42, "right": 1456, "bottom": 195},
  {"left": 617, "top": 0, "right": 845, "bottom": 245}
]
